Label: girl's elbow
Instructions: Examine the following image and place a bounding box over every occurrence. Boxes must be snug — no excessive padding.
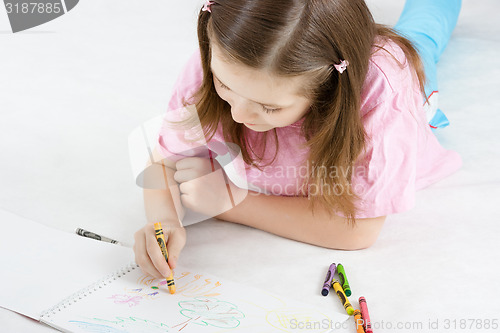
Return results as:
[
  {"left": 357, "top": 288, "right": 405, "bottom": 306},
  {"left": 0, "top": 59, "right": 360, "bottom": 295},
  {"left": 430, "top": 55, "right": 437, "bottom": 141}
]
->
[
  {"left": 338, "top": 216, "right": 386, "bottom": 250},
  {"left": 344, "top": 236, "right": 378, "bottom": 250},
  {"left": 326, "top": 227, "right": 382, "bottom": 250},
  {"left": 331, "top": 237, "right": 377, "bottom": 251}
]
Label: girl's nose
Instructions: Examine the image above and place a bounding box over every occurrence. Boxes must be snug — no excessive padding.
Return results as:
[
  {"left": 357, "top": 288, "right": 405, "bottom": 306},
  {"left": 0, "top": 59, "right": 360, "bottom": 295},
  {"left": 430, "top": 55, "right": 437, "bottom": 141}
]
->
[{"left": 230, "top": 98, "right": 258, "bottom": 124}]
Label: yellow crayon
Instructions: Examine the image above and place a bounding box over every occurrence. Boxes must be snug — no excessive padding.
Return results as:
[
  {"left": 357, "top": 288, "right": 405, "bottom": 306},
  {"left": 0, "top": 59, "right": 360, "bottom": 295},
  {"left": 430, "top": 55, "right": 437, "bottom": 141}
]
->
[
  {"left": 353, "top": 309, "right": 365, "bottom": 333},
  {"left": 153, "top": 222, "right": 176, "bottom": 294},
  {"left": 332, "top": 279, "right": 354, "bottom": 315}
]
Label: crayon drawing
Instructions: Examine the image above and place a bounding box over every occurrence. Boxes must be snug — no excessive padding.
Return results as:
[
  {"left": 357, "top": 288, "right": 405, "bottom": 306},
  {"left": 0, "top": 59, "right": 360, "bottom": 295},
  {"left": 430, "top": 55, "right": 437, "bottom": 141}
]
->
[
  {"left": 123, "top": 287, "right": 161, "bottom": 300},
  {"left": 266, "top": 308, "right": 331, "bottom": 332},
  {"left": 107, "top": 288, "right": 160, "bottom": 307},
  {"left": 69, "top": 316, "right": 170, "bottom": 333},
  {"left": 45, "top": 267, "right": 347, "bottom": 333},
  {"left": 237, "top": 292, "right": 332, "bottom": 333},
  {"left": 172, "top": 297, "right": 245, "bottom": 331},
  {"left": 107, "top": 294, "right": 143, "bottom": 307},
  {"left": 67, "top": 297, "right": 245, "bottom": 333},
  {"left": 137, "top": 272, "right": 222, "bottom": 297},
  {"left": 69, "top": 320, "right": 128, "bottom": 333}
]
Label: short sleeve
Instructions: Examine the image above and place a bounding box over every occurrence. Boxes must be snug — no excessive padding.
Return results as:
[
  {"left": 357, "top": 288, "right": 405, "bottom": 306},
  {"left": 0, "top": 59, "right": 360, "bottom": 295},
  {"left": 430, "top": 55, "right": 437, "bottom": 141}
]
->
[
  {"left": 348, "top": 91, "right": 420, "bottom": 219},
  {"left": 157, "top": 107, "right": 211, "bottom": 163},
  {"left": 156, "top": 49, "right": 209, "bottom": 162},
  {"left": 344, "top": 39, "right": 462, "bottom": 219},
  {"left": 166, "top": 49, "right": 203, "bottom": 112}
]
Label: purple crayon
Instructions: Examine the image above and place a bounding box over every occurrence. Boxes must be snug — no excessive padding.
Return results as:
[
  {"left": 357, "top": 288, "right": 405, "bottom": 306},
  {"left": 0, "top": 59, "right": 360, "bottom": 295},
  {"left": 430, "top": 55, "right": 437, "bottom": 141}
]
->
[{"left": 321, "top": 263, "right": 337, "bottom": 296}]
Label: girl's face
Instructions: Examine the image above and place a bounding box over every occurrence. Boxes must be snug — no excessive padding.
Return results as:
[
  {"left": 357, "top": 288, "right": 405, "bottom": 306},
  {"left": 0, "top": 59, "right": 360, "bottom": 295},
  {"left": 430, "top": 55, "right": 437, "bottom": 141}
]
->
[{"left": 210, "top": 43, "right": 312, "bottom": 132}]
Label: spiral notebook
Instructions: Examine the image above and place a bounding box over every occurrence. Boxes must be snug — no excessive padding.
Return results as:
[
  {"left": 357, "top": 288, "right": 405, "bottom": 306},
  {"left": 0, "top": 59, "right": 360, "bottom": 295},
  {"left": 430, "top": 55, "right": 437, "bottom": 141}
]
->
[{"left": 0, "top": 209, "right": 349, "bottom": 332}]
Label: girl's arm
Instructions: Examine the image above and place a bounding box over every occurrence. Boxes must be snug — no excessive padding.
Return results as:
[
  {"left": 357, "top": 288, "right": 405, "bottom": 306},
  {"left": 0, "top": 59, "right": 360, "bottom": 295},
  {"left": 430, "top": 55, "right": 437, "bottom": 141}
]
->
[
  {"left": 141, "top": 146, "right": 186, "bottom": 224},
  {"left": 215, "top": 192, "right": 386, "bottom": 250},
  {"left": 133, "top": 148, "right": 187, "bottom": 279}
]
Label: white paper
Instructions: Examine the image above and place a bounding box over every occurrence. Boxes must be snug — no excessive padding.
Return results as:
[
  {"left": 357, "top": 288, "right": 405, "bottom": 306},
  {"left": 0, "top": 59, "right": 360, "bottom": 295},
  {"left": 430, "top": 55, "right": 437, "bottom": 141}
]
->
[
  {"left": 0, "top": 209, "right": 134, "bottom": 319},
  {"left": 42, "top": 266, "right": 349, "bottom": 333}
]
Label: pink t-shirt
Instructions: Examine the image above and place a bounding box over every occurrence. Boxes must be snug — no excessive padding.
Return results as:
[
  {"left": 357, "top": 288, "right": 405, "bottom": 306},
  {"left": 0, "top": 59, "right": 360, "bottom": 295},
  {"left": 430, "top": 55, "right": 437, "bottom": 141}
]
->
[{"left": 158, "top": 40, "right": 462, "bottom": 218}]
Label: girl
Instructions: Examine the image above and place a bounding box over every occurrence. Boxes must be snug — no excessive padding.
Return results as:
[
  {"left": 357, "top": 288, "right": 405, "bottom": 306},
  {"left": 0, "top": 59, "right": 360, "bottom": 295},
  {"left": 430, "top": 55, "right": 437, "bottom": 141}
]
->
[{"left": 133, "top": 0, "right": 463, "bottom": 280}]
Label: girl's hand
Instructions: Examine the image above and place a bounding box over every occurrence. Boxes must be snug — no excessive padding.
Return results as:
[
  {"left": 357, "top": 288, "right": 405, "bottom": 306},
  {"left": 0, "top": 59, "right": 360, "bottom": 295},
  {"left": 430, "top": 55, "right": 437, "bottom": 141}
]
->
[
  {"left": 174, "top": 157, "right": 246, "bottom": 217},
  {"left": 133, "top": 221, "right": 186, "bottom": 279}
]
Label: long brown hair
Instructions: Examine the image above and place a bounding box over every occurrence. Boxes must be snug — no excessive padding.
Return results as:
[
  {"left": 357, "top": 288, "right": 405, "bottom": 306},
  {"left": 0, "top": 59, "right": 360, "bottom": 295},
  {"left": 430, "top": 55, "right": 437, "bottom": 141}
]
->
[{"left": 183, "top": 0, "right": 426, "bottom": 225}]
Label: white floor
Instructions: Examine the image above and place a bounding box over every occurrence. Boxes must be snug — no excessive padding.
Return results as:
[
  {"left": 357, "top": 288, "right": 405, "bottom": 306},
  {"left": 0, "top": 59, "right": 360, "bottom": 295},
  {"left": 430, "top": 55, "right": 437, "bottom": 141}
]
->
[{"left": 1, "top": 0, "right": 499, "bottom": 332}]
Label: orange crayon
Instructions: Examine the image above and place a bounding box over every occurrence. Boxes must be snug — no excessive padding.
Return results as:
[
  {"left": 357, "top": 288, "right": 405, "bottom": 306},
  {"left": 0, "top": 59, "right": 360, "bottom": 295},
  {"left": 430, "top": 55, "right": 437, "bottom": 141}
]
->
[
  {"left": 153, "top": 222, "right": 176, "bottom": 294},
  {"left": 353, "top": 309, "right": 365, "bottom": 333}
]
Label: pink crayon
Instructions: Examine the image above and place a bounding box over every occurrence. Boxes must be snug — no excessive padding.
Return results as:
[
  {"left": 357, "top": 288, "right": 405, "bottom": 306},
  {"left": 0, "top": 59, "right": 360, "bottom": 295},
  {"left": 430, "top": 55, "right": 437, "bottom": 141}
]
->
[
  {"left": 321, "top": 263, "right": 336, "bottom": 296},
  {"left": 359, "top": 296, "right": 373, "bottom": 333}
]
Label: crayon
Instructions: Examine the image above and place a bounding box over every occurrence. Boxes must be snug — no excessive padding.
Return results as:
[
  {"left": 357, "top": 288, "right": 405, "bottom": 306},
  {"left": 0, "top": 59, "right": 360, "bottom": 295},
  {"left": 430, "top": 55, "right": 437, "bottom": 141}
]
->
[
  {"left": 337, "top": 264, "right": 351, "bottom": 296},
  {"left": 353, "top": 309, "right": 365, "bottom": 333},
  {"left": 359, "top": 296, "right": 373, "bottom": 333},
  {"left": 75, "top": 228, "right": 120, "bottom": 245},
  {"left": 322, "top": 263, "right": 337, "bottom": 296},
  {"left": 153, "top": 222, "right": 176, "bottom": 294},
  {"left": 332, "top": 279, "right": 354, "bottom": 315}
]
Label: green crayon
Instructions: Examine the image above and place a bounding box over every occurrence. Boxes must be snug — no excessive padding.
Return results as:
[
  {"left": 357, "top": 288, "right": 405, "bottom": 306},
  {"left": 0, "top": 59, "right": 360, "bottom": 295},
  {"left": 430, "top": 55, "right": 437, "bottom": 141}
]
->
[{"left": 337, "top": 264, "right": 351, "bottom": 296}]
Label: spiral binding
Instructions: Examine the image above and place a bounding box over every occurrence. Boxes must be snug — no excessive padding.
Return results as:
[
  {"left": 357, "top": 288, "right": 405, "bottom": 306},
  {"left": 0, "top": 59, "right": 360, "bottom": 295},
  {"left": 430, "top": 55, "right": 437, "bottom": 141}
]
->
[{"left": 40, "top": 262, "right": 139, "bottom": 319}]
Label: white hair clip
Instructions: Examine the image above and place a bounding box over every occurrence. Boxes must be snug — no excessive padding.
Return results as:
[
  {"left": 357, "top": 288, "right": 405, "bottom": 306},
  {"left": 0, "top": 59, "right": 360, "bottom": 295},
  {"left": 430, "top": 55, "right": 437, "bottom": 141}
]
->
[
  {"left": 202, "top": 0, "right": 215, "bottom": 13},
  {"left": 333, "top": 60, "right": 349, "bottom": 74}
]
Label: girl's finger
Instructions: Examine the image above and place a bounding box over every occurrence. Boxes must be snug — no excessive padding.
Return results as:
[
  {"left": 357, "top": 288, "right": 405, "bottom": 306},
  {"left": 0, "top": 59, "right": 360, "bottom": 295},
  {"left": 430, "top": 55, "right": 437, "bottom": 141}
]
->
[
  {"left": 174, "top": 169, "right": 198, "bottom": 183},
  {"left": 175, "top": 157, "right": 197, "bottom": 170},
  {"left": 178, "top": 181, "right": 192, "bottom": 194},
  {"left": 176, "top": 157, "right": 213, "bottom": 171},
  {"left": 133, "top": 230, "right": 164, "bottom": 279},
  {"left": 165, "top": 228, "right": 186, "bottom": 269},
  {"left": 145, "top": 225, "right": 172, "bottom": 278},
  {"left": 180, "top": 193, "right": 194, "bottom": 211}
]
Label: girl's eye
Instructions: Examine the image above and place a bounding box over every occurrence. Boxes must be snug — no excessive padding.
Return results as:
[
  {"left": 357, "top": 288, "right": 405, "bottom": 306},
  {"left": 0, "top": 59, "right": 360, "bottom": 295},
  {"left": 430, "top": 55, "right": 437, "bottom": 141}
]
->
[
  {"left": 216, "top": 78, "right": 281, "bottom": 114},
  {"left": 217, "top": 81, "right": 230, "bottom": 90},
  {"left": 262, "top": 106, "right": 281, "bottom": 114}
]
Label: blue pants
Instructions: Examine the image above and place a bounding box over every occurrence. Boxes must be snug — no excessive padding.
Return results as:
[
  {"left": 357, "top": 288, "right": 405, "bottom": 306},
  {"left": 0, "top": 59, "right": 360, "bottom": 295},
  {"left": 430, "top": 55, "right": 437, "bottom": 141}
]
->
[{"left": 394, "top": 0, "right": 462, "bottom": 129}]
